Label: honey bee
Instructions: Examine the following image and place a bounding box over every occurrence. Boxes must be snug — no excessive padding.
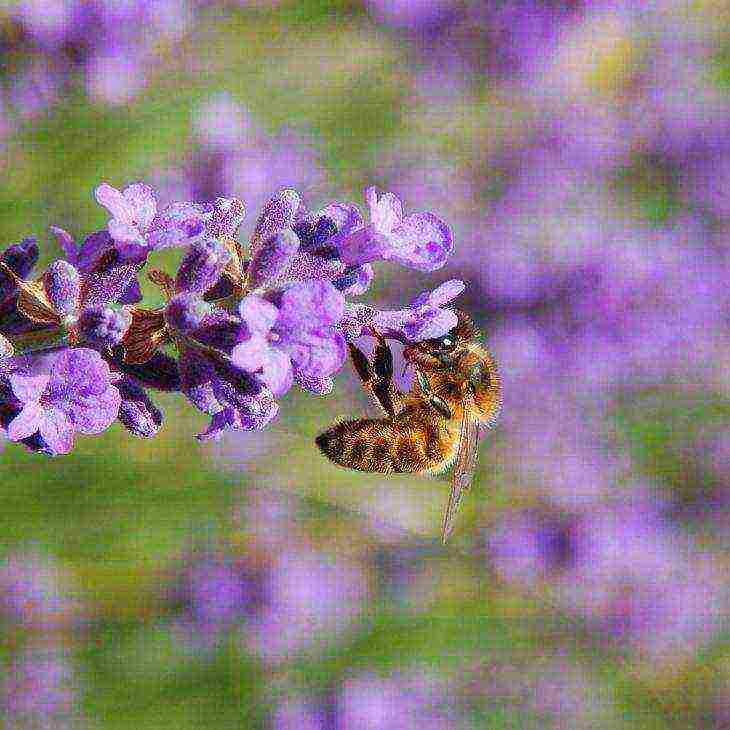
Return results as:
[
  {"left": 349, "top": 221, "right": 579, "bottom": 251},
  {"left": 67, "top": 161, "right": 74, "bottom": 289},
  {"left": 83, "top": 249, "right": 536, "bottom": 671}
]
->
[{"left": 315, "top": 310, "right": 501, "bottom": 543}]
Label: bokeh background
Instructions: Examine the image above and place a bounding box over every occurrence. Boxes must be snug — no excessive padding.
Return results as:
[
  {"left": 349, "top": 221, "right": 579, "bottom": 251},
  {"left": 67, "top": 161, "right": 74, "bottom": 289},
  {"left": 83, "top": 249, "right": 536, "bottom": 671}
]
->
[{"left": 1, "top": 0, "right": 730, "bottom": 727}]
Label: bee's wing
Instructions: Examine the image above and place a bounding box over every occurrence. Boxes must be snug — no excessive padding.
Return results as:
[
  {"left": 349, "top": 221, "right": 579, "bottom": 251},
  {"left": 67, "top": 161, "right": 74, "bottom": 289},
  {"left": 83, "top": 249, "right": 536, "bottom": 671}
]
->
[{"left": 441, "top": 403, "right": 480, "bottom": 544}]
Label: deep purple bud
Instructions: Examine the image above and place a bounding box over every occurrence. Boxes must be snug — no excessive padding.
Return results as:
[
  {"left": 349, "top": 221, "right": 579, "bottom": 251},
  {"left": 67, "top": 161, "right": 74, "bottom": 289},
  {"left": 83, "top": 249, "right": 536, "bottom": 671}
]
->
[
  {"left": 43, "top": 260, "right": 81, "bottom": 317},
  {"left": 175, "top": 238, "right": 232, "bottom": 295},
  {"left": 117, "top": 377, "right": 163, "bottom": 438},
  {"left": 0, "top": 238, "right": 39, "bottom": 303},
  {"left": 204, "top": 197, "right": 246, "bottom": 240},
  {"left": 76, "top": 306, "right": 131, "bottom": 347},
  {"left": 248, "top": 228, "right": 300, "bottom": 289},
  {"left": 295, "top": 214, "right": 338, "bottom": 250},
  {"left": 333, "top": 264, "right": 374, "bottom": 295},
  {"left": 250, "top": 189, "right": 301, "bottom": 254},
  {"left": 164, "top": 293, "right": 213, "bottom": 334}
]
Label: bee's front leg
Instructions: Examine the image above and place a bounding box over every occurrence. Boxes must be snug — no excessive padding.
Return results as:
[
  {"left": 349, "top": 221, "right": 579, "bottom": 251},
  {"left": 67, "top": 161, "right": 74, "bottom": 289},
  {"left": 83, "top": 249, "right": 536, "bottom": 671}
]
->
[{"left": 348, "top": 332, "right": 403, "bottom": 418}]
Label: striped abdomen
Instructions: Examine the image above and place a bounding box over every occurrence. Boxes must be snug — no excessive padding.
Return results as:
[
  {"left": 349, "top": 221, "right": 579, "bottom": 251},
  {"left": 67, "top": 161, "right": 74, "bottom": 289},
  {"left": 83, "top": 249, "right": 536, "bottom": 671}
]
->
[{"left": 315, "top": 409, "right": 456, "bottom": 474}]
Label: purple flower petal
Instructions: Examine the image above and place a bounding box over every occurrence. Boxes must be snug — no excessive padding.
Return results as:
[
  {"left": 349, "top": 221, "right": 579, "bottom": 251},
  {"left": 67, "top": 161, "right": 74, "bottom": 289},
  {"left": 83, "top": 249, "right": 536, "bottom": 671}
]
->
[
  {"left": 250, "top": 189, "right": 301, "bottom": 254},
  {"left": 123, "top": 182, "right": 157, "bottom": 229},
  {"left": 76, "top": 306, "right": 131, "bottom": 348},
  {"left": 180, "top": 350, "right": 220, "bottom": 415},
  {"left": 389, "top": 212, "right": 453, "bottom": 272},
  {"left": 49, "top": 227, "right": 77, "bottom": 262},
  {"left": 76, "top": 230, "right": 113, "bottom": 271},
  {"left": 367, "top": 187, "right": 403, "bottom": 234},
  {"left": 43, "top": 260, "right": 81, "bottom": 316},
  {"left": 412, "top": 278, "right": 465, "bottom": 308},
  {"left": 230, "top": 333, "right": 271, "bottom": 374},
  {"left": 337, "top": 226, "right": 390, "bottom": 267},
  {"left": 117, "top": 377, "right": 163, "bottom": 438},
  {"left": 38, "top": 407, "right": 74, "bottom": 455},
  {"left": 175, "top": 238, "right": 232, "bottom": 295},
  {"left": 7, "top": 402, "right": 42, "bottom": 441},
  {"left": 293, "top": 371, "right": 334, "bottom": 395},
  {"left": 239, "top": 295, "right": 278, "bottom": 335},
  {"left": 317, "top": 202, "right": 364, "bottom": 248},
  {"left": 247, "top": 229, "right": 300, "bottom": 289},
  {"left": 95, "top": 183, "right": 136, "bottom": 224},
  {"left": 259, "top": 349, "right": 293, "bottom": 397},
  {"left": 402, "top": 309, "right": 458, "bottom": 341},
  {"left": 108, "top": 219, "right": 144, "bottom": 246},
  {"left": 278, "top": 280, "right": 345, "bottom": 329}
]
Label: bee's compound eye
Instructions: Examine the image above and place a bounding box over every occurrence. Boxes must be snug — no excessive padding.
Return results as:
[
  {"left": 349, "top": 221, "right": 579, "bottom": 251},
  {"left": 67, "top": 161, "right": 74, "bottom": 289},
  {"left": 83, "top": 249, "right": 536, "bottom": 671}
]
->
[{"left": 437, "top": 334, "right": 456, "bottom": 351}]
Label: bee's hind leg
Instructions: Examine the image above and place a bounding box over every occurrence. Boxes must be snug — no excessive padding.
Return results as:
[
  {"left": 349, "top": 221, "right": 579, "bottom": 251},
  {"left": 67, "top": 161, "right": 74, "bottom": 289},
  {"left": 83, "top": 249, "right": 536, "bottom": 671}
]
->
[{"left": 348, "top": 332, "right": 403, "bottom": 418}]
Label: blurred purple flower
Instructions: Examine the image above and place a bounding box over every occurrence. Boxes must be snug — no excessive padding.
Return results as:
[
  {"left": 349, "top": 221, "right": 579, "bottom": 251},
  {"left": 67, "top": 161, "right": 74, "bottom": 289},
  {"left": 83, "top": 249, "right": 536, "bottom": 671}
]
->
[
  {"left": 364, "top": 0, "right": 459, "bottom": 32},
  {"left": 2, "top": 646, "right": 78, "bottom": 728},
  {"left": 488, "top": 495, "right": 727, "bottom": 658},
  {"left": 0, "top": 552, "right": 78, "bottom": 630},
  {"left": 247, "top": 548, "right": 367, "bottom": 663},
  {"left": 168, "top": 551, "right": 266, "bottom": 647}
]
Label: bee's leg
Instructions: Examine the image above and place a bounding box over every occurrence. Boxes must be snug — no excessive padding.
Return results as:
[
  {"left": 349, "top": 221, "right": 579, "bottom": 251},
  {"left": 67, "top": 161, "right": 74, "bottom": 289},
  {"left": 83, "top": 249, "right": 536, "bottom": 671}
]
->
[
  {"left": 348, "top": 335, "right": 404, "bottom": 418},
  {"left": 416, "top": 370, "right": 452, "bottom": 420}
]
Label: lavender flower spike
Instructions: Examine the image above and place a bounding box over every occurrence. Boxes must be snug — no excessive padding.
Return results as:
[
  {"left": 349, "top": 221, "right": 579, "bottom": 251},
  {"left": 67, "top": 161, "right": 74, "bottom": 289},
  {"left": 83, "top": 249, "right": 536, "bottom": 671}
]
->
[
  {"left": 2, "top": 348, "right": 121, "bottom": 455},
  {"left": 339, "top": 187, "right": 453, "bottom": 272}
]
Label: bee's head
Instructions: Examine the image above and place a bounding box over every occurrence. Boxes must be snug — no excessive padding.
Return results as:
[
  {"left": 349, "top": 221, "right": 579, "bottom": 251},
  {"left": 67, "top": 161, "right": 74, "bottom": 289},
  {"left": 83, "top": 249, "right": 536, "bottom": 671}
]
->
[{"left": 402, "top": 310, "right": 478, "bottom": 370}]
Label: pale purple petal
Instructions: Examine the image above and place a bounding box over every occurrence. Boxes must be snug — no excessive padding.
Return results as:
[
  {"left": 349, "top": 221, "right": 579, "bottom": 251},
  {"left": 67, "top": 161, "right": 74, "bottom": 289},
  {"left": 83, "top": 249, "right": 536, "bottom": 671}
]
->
[
  {"left": 282, "top": 328, "right": 346, "bottom": 380},
  {"left": 7, "top": 402, "right": 42, "bottom": 441},
  {"left": 402, "top": 309, "right": 458, "bottom": 341},
  {"left": 43, "top": 260, "right": 80, "bottom": 316},
  {"left": 49, "top": 227, "right": 77, "bottom": 262},
  {"left": 412, "top": 278, "right": 465, "bottom": 308},
  {"left": 294, "top": 371, "right": 334, "bottom": 395},
  {"left": 247, "top": 229, "right": 300, "bottom": 289},
  {"left": 8, "top": 373, "right": 49, "bottom": 404},
  {"left": 108, "top": 219, "right": 144, "bottom": 246},
  {"left": 260, "top": 349, "right": 293, "bottom": 397},
  {"left": 389, "top": 212, "right": 453, "bottom": 271},
  {"left": 368, "top": 188, "right": 403, "bottom": 235},
  {"left": 38, "top": 407, "right": 74, "bottom": 455},
  {"left": 231, "top": 333, "right": 271, "bottom": 373},
  {"left": 278, "top": 280, "right": 345, "bottom": 329},
  {"left": 338, "top": 226, "right": 390, "bottom": 267},
  {"left": 251, "top": 189, "right": 302, "bottom": 253},
  {"left": 147, "top": 202, "right": 208, "bottom": 249},
  {"left": 123, "top": 182, "right": 157, "bottom": 229},
  {"left": 239, "top": 295, "right": 278, "bottom": 335},
  {"left": 318, "top": 202, "right": 364, "bottom": 248},
  {"left": 68, "top": 385, "right": 121, "bottom": 435},
  {"left": 95, "top": 184, "right": 135, "bottom": 225}
]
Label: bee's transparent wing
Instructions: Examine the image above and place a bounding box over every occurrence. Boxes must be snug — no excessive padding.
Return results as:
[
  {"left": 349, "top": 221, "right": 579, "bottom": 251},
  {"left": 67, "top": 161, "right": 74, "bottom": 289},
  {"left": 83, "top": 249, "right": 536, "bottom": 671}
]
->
[{"left": 441, "top": 404, "right": 480, "bottom": 543}]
